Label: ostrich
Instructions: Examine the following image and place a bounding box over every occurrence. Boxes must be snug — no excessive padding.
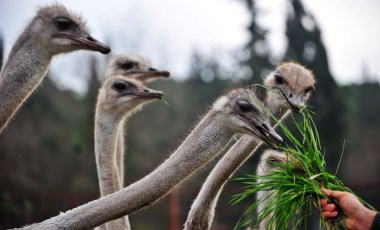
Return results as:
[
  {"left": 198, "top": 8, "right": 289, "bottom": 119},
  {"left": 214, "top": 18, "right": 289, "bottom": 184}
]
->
[
  {"left": 20, "top": 88, "right": 282, "bottom": 230},
  {"left": 184, "top": 62, "right": 315, "bottom": 230},
  {"left": 103, "top": 54, "right": 169, "bottom": 190},
  {"left": 256, "top": 150, "right": 288, "bottom": 230},
  {"left": 96, "top": 56, "right": 169, "bottom": 230},
  {"left": 0, "top": 4, "right": 110, "bottom": 133},
  {"left": 103, "top": 54, "right": 170, "bottom": 186}
]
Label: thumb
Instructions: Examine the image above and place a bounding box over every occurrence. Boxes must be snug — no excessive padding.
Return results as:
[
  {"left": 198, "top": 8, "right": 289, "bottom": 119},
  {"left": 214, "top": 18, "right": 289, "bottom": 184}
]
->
[{"left": 321, "top": 188, "right": 346, "bottom": 200}]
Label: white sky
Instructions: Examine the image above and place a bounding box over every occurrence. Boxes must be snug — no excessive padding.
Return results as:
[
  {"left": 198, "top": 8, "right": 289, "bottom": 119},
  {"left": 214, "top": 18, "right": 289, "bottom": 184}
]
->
[{"left": 0, "top": 0, "right": 379, "bottom": 94}]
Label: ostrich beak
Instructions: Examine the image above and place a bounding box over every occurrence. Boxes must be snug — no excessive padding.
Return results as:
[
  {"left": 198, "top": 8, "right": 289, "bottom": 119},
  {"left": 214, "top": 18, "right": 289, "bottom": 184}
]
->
[
  {"left": 237, "top": 114, "right": 283, "bottom": 148},
  {"left": 277, "top": 89, "right": 304, "bottom": 112},
  {"left": 263, "top": 125, "right": 283, "bottom": 143},
  {"left": 119, "top": 89, "right": 164, "bottom": 99},
  {"left": 57, "top": 33, "right": 111, "bottom": 54},
  {"left": 125, "top": 68, "right": 170, "bottom": 82},
  {"left": 288, "top": 94, "right": 305, "bottom": 112},
  {"left": 256, "top": 123, "right": 283, "bottom": 148}
]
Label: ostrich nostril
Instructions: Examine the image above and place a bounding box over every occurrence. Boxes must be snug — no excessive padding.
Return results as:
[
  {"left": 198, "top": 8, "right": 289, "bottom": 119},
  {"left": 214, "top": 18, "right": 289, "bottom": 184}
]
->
[
  {"left": 143, "top": 90, "right": 149, "bottom": 93},
  {"left": 87, "top": 36, "right": 96, "bottom": 42},
  {"left": 289, "top": 93, "right": 293, "bottom": 98},
  {"left": 262, "top": 124, "right": 269, "bottom": 132},
  {"left": 149, "top": 68, "right": 157, "bottom": 71}
]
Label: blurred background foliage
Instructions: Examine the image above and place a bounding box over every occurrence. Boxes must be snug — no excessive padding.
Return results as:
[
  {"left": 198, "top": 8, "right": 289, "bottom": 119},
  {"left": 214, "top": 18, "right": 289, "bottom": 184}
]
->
[{"left": 0, "top": 0, "right": 379, "bottom": 229}]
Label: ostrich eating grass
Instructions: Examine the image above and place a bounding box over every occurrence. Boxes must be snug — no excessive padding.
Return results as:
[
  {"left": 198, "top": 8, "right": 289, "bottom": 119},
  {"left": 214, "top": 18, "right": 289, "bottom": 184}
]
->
[
  {"left": 19, "top": 88, "right": 282, "bottom": 230},
  {"left": 232, "top": 109, "right": 374, "bottom": 230},
  {"left": 184, "top": 62, "right": 316, "bottom": 230}
]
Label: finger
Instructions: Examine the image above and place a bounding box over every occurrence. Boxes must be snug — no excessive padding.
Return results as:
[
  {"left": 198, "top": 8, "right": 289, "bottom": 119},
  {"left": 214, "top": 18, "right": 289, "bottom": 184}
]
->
[
  {"left": 321, "top": 188, "right": 345, "bottom": 200},
  {"left": 324, "top": 204, "right": 336, "bottom": 211},
  {"left": 320, "top": 199, "right": 328, "bottom": 207},
  {"left": 320, "top": 200, "right": 336, "bottom": 211},
  {"left": 322, "top": 211, "right": 339, "bottom": 219}
]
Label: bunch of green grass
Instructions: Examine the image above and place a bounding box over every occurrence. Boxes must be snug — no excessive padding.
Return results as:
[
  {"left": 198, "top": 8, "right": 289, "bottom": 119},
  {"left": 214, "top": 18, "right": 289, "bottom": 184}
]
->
[{"left": 231, "top": 108, "right": 369, "bottom": 230}]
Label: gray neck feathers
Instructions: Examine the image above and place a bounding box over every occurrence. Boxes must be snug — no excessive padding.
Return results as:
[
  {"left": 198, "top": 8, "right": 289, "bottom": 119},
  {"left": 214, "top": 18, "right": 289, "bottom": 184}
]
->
[
  {"left": 184, "top": 95, "right": 290, "bottom": 230},
  {"left": 26, "top": 110, "right": 234, "bottom": 229},
  {"left": 116, "top": 119, "right": 126, "bottom": 188},
  {"left": 145, "top": 112, "right": 232, "bottom": 193},
  {"left": 0, "top": 27, "right": 51, "bottom": 132},
  {"left": 94, "top": 110, "right": 131, "bottom": 230},
  {"left": 94, "top": 113, "right": 121, "bottom": 197}
]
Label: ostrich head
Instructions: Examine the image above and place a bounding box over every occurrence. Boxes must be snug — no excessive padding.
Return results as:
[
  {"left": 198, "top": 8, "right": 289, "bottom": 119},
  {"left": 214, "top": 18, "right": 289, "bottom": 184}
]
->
[
  {"left": 257, "top": 149, "right": 288, "bottom": 177},
  {"left": 97, "top": 75, "right": 163, "bottom": 121},
  {"left": 212, "top": 88, "right": 283, "bottom": 147},
  {"left": 30, "top": 4, "right": 110, "bottom": 55},
  {"left": 104, "top": 55, "right": 170, "bottom": 82},
  {"left": 264, "top": 62, "right": 316, "bottom": 112}
]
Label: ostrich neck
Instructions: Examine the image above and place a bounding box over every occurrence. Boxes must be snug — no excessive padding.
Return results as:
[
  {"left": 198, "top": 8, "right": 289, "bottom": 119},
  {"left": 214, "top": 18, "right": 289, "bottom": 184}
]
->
[
  {"left": 26, "top": 111, "right": 234, "bottom": 229},
  {"left": 94, "top": 112, "right": 131, "bottom": 230},
  {"left": 184, "top": 97, "right": 290, "bottom": 230},
  {"left": 266, "top": 98, "right": 290, "bottom": 128},
  {"left": 0, "top": 34, "right": 51, "bottom": 133},
  {"left": 144, "top": 113, "right": 232, "bottom": 193},
  {"left": 94, "top": 112, "right": 123, "bottom": 197},
  {"left": 116, "top": 119, "right": 126, "bottom": 188}
]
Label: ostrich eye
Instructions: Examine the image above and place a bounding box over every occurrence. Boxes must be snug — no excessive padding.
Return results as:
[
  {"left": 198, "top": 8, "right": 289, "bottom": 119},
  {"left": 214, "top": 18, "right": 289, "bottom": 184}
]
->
[
  {"left": 54, "top": 17, "right": 73, "bottom": 31},
  {"left": 267, "top": 158, "right": 277, "bottom": 164},
  {"left": 236, "top": 99, "right": 254, "bottom": 113},
  {"left": 304, "top": 86, "right": 314, "bottom": 94},
  {"left": 274, "top": 73, "right": 285, "bottom": 85},
  {"left": 119, "top": 61, "right": 135, "bottom": 70},
  {"left": 112, "top": 81, "right": 131, "bottom": 92}
]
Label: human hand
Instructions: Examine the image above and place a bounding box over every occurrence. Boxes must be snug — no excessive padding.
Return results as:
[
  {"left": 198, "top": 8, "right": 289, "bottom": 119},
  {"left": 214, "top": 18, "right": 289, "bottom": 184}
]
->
[{"left": 320, "top": 188, "right": 376, "bottom": 230}]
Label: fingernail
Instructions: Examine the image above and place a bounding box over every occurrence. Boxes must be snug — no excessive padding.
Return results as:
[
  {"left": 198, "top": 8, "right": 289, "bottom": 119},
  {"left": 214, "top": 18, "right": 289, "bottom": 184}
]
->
[{"left": 327, "top": 204, "right": 335, "bottom": 210}]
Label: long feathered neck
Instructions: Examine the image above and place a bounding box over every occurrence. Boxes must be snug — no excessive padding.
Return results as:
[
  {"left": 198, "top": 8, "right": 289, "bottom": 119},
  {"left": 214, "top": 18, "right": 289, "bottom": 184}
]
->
[
  {"left": 145, "top": 112, "right": 232, "bottom": 192},
  {"left": 115, "top": 119, "right": 126, "bottom": 188},
  {"left": 24, "top": 109, "right": 235, "bottom": 229},
  {"left": 94, "top": 111, "right": 131, "bottom": 230},
  {"left": 184, "top": 92, "right": 291, "bottom": 230},
  {"left": 266, "top": 94, "right": 291, "bottom": 127},
  {"left": 0, "top": 24, "right": 51, "bottom": 133},
  {"left": 94, "top": 110, "right": 121, "bottom": 197}
]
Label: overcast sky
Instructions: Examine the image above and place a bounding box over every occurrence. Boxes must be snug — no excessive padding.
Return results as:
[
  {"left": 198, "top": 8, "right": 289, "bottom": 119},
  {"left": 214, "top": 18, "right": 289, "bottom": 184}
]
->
[{"left": 0, "top": 0, "right": 379, "bottom": 94}]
